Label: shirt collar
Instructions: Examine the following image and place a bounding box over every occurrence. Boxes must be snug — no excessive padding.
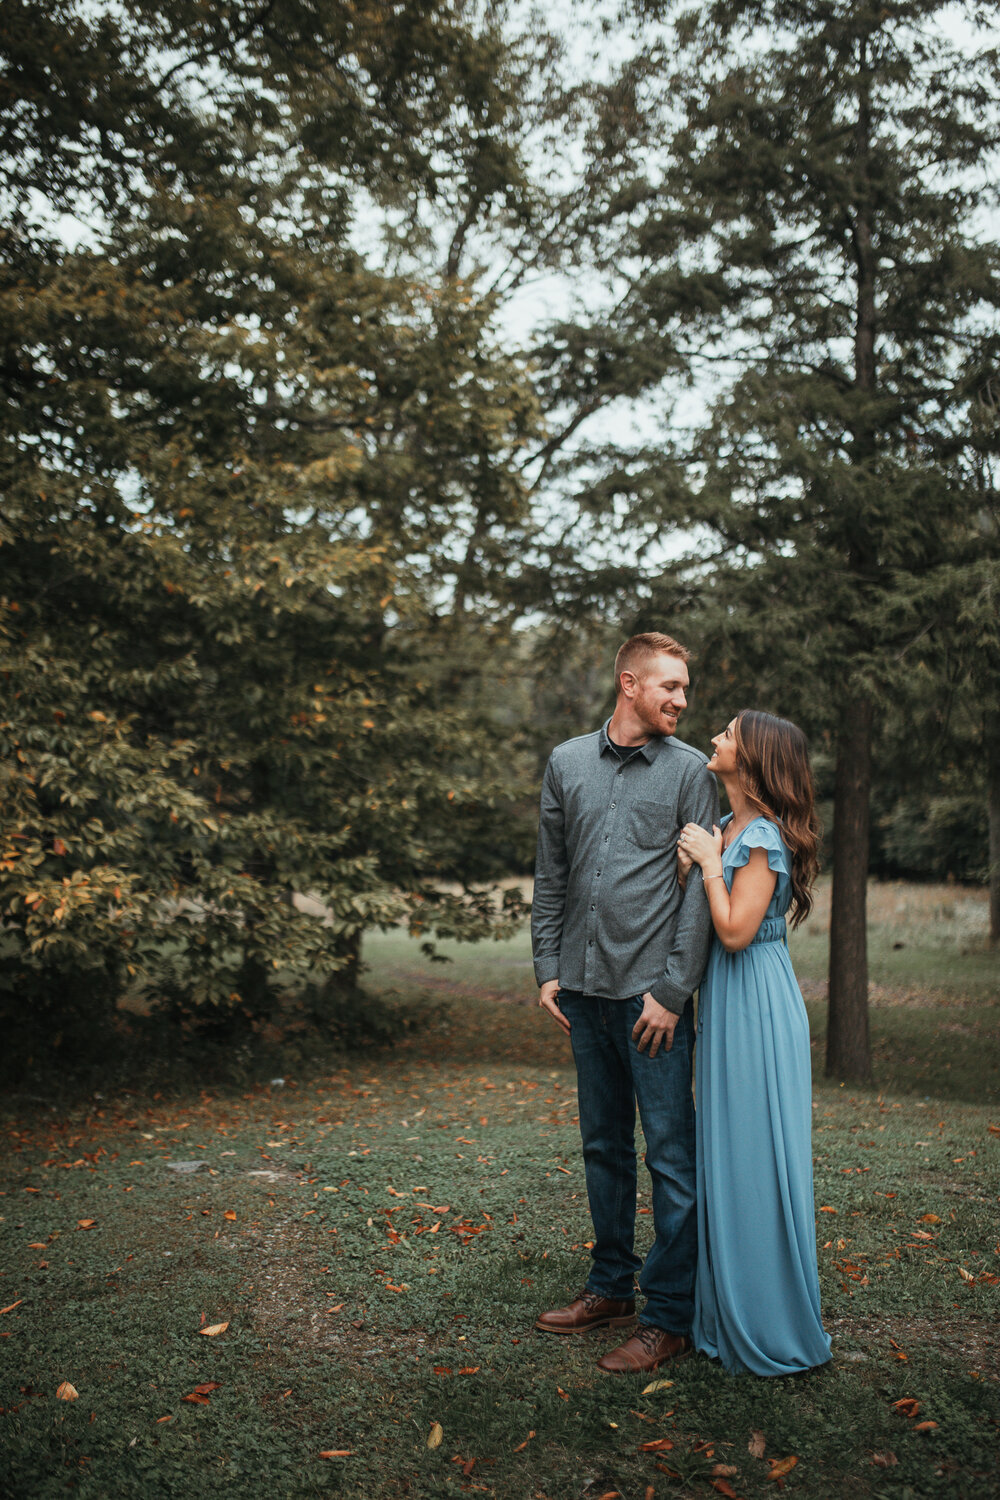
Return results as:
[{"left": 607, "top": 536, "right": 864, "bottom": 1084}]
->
[{"left": 599, "top": 718, "right": 664, "bottom": 763}]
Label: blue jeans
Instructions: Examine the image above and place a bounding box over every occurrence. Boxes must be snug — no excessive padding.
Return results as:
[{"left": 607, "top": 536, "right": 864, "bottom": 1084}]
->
[{"left": 558, "top": 989, "right": 697, "bottom": 1334}]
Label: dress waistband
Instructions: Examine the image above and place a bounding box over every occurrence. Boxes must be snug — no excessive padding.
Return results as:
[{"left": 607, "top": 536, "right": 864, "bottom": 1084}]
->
[{"left": 749, "top": 916, "right": 787, "bottom": 946}]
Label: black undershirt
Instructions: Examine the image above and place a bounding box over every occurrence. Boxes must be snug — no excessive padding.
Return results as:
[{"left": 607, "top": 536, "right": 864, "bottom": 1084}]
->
[{"left": 607, "top": 732, "right": 646, "bottom": 762}]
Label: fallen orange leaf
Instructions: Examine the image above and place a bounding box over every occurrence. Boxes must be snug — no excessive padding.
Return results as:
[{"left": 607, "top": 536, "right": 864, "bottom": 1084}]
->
[
  {"left": 458, "top": 1366, "right": 479, "bottom": 1375},
  {"left": 556, "top": 1386, "right": 569, "bottom": 1400},
  {"left": 427, "top": 1421, "right": 443, "bottom": 1449},
  {"left": 224, "top": 1210, "right": 237, "bottom": 1221},
  {"left": 198, "top": 1322, "right": 229, "bottom": 1337},
  {"left": 711, "top": 1465, "right": 739, "bottom": 1478},
  {"left": 56, "top": 1381, "right": 79, "bottom": 1401},
  {"left": 711, "top": 1481, "right": 741, "bottom": 1499},
  {"left": 182, "top": 1392, "right": 211, "bottom": 1405},
  {"left": 192, "top": 1382, "right": 221, "bottom": 1395},
  {"left": 913, "top": 1421, "right": 938, "bottom": 1433},
  {"left": 818, "top": 1206, "right": 837, "bottom": 1213},
  {"left": 767, "top": 1455, "right": 798, "bottom": 1481},
  {"left": 156, "top": 1415, "right": 172, "bottom": 1423},
  {"left": 917, "top": 1214, "right": 941, "bottom": 1224},
  {"left": 513, "top": 1431, "right": 535, "bottom": 1452},
  {"left": 319, "top": 1449, "right": 354, "bottom": 1458},
  {"left": 77, "top": 1220, "right": 96, "bottom": 1230},
  {"left": 870, "top": 1452, "right": 898, "bottom": 1467},
  {"left": 892, "top": 1397, "right": 920, "bottom": 1417},
  {"left": 0, "top": 1300, "right": 23, "bottom": 1315},
  {"left": 638, "top": 1438, "right": 674, "bottom": 1452}
]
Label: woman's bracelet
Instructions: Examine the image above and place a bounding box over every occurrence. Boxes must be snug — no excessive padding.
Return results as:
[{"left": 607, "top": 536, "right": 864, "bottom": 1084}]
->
[{"left": 704, "top": 871, "right": 725, "bottom": 882}]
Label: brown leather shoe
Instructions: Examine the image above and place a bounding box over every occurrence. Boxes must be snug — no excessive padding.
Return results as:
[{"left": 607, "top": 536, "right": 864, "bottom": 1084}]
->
[
  {"left": 535, "top": 1290, "right": 636, "bottom": 1335},
  {"left": 596, "top": 1323, "right": 692, "bottom": 1373}
]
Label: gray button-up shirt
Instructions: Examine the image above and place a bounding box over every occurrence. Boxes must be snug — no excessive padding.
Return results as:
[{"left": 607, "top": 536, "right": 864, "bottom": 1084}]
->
[{"left": 531, "top": 720, "right": 719, "bottom": 1010}]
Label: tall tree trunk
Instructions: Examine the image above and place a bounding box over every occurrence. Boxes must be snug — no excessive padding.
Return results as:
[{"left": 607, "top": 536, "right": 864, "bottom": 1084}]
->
[
  {"left": 826, "top": 694, "right": 874, "bottom": 1080},
  {"left": 988, "top": 705, "right": 1000, "bottom": 947},
  {"left": 828, "top": 37, "right": 876, "bottom": 1081}
]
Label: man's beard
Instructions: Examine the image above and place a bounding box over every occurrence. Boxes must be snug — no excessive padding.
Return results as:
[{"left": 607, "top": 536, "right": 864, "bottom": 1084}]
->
[{"left": 635, "top": 690, "right": 678, "bottom": 738}]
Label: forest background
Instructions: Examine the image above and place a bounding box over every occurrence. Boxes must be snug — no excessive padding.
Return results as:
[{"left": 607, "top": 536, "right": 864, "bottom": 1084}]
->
[{"left": 2, "top": 0, "right": 999, "bottom": 1087}]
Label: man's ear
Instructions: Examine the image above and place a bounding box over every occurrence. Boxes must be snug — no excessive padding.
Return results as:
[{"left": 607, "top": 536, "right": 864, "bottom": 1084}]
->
[{"left": 619, "top": 670, "right": 638, "bottom": 700}]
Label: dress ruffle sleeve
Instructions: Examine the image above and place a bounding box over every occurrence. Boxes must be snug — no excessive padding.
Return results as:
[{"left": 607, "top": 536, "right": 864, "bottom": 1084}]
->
[{"left": 728, "top": 818, "right": 789, "bottom": 874}]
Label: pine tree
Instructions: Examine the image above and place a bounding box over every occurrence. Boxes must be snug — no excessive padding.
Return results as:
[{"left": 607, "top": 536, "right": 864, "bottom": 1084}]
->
[{"left": 531, "top": 0, "right": 1000, "bottom": 1078}]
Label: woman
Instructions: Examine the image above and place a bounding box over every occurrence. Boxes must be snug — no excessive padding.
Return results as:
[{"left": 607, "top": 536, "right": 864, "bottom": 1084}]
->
[{"left": 678, "top": 709, "right": 832, "bottom": 1376}]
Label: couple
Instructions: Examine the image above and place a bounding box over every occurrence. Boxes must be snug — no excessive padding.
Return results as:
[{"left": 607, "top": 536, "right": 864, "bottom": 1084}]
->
[{"left": 531, "top": 631, "right": 832, "bottom": 1377}]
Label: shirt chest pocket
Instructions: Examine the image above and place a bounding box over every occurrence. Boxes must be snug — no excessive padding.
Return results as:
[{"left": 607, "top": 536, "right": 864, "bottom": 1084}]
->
[{"left": 625, "top": 798, "right": 678, "bottom": 850}]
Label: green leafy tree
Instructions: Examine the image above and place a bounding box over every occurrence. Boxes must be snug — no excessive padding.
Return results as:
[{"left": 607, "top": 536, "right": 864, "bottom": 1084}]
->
[{"left": 0, "top": 0, "right": 549, "bottom": 1039}]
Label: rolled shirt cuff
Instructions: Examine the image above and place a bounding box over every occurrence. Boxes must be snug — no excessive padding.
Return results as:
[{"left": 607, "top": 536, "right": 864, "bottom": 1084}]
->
[
  {"left": 533, "top": 958, "right": 561, "bottom": 987},
  {"left": 648, "top": 976, "right": 693, "bottom": 1013}
]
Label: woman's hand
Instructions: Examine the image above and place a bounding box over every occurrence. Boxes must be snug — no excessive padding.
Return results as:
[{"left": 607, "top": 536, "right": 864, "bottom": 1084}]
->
[
  {"left": 679, "top": 822, "right": 723, "bottom": 876},
  {"left": 677, "top": 840, "right": 693, "bottom": 888}
]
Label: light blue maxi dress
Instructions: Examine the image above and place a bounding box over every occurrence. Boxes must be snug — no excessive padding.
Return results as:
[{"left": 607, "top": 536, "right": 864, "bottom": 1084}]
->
[{"left": 692, "top": 815, "right": 832, "bottom": 1376}]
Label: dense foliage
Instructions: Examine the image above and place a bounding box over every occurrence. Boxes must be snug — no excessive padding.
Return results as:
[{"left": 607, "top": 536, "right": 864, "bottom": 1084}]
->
[{"left": 0, "top": 0, "right": 544, "bottom": 1036}]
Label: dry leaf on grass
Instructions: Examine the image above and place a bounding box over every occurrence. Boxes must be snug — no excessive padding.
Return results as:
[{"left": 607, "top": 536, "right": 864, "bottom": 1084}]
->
[
  {"left": 767, "top": 1455, "right": 798, "bottom": 1485},
  {"left": 77, "top": 1219, "right": 96, "bottom": 1230},
  {"left": 641, "top": 1378, "right": 674, "bottom": 1394},
  {"left": 710, "top": 1480, "right": 741, "bottom": 1500},
  {"left": 512, "top": 1431, "right": 535, "bottom": 1452},
  {"left": 892, "top": 1397, "right": 920, "bottom": 1417},
  {"left": 56, "top": 1382, "right": 78, "bottom": 1401},
  {"left": 319, "top": 1449, "right": 353, "bottom": 1458},
  {"left": 914, "top": 1421, "right": 938, "bottom": 1433},
  {"left": 0, "top": 1300, "right": 23, "bottom": 1315},
  {"left": 198, "top": 1322, "right": 229, "bottom": 1337},
  {"left": 427, "top": 1422, "right": 443, "bottom": 1449},
  {"left": 871, "top": 1452, "right": 898, "bottom": 1468},
  {"left": 223, "top": 1210, "right": 237, "bottom": 1221},
  {"left": 748, "top": 1430, "right": 767, "bottom": 1459},
  {"left": 182, "top": 1392, "right": 211, "bottom": 1405},
  {"left": 711, "top": 1465, "right": 739, "bottom": 1477},
  {"left": 638, "top": 1438, "right": 673, "bottom": 1453}
]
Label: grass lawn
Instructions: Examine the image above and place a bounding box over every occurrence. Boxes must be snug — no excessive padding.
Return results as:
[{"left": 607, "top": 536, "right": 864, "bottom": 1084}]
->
[{"left": 1, "top": 880, "right": 997, "bottom": 1498}]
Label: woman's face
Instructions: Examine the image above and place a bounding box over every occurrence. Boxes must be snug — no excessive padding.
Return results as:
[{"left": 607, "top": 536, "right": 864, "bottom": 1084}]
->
[{"left": 707, "top": 718, "right": 739, "bottom": 776}]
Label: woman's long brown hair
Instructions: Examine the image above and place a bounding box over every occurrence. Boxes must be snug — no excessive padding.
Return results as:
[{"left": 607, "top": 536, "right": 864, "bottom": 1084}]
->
[{"left": 733, "top": 709, "right": 821, "bottom": 928}]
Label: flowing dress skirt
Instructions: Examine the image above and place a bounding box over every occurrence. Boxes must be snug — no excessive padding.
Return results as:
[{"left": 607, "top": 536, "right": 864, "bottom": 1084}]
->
[{"left": 693, "top": 924, "right": 832, "bottom": 1376}]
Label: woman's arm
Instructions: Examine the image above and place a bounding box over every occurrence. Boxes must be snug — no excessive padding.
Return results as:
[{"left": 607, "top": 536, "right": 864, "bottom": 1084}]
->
[{"left": 680, "top": 825, "right": 777, "bottom": 951}]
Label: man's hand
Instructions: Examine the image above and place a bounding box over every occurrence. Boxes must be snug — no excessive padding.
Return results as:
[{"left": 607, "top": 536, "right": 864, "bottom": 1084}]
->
[
  {"left": 538, "top": 979, "right": 570, "bottom": 1036},
  {"left": 632, "top": 992, "right": 681, "bottom": 1057}
]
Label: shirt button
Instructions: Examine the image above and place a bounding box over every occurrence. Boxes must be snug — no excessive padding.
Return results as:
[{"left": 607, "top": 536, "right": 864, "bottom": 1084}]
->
[
  {"left": 591, "top": 904, "right": 596, "bottom": 911},
  {"left": 610, "top": 801, "right": 616, "bottom": 809}
]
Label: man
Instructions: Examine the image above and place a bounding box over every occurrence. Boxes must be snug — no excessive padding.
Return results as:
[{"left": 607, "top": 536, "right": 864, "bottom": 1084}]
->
[{"left": 531, "top": 631, "right": 718, "bottom": 1373}]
